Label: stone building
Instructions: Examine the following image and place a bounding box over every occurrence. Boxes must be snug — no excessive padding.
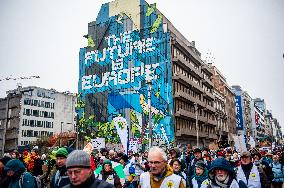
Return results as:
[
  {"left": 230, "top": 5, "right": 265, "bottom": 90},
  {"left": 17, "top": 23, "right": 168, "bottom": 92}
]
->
[
  {"left": 210, "top": 65, "right": 236, "bottom": 146},
  {"left": 78, "top": 0, "right": 217, "bottom": 148}
]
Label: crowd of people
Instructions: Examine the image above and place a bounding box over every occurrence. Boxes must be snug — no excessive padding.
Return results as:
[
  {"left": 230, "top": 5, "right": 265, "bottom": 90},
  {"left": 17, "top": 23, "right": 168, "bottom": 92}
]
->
[{"left": 0, "top": 145, "right": 284, "bottom": 188}]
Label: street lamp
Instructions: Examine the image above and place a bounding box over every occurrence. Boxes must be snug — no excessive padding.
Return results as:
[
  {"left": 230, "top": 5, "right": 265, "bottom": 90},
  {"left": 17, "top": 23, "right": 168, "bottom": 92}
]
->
[
  {"left": 195, "top": 103, "right": 199, "bottom": 148},
  {"left": 147, "top": 80, "right": 153, "bottom": 148}
]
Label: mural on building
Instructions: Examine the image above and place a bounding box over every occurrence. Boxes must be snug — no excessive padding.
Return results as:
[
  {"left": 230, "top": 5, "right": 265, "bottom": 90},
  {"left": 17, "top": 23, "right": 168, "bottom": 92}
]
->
[{"left": 78, "top": 0, "right": 174, "bottom": 151}]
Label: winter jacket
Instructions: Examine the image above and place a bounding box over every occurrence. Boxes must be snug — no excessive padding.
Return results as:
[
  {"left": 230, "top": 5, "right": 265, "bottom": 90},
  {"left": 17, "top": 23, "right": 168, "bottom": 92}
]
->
[
  {"left": 237, "top": 164, "right": 261, "bottom": 188},
  {"left": 97, "top": 170, "right": 122, "bottom": 188},
  {"left": 62, "top": 173, "right": 115, "bottom": 188},
  {"left": 50, "top": 166, "right": 70, "bottom": 188},
  {"left": 271, "top": 162, "right": 284, "bottom": 182},
  {"left": 5, "top": 159, "right": 35, "bottom": 188},
  {"left": 139, "top": 164, "right": 185, "bottom": 188}
]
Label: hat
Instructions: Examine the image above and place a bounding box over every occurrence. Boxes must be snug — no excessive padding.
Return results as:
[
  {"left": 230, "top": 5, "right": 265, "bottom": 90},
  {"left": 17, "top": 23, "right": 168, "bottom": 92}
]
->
[
  {"left": 56, "top": 148, "right": 68, "bottom": 158},
  {"left": 193, "top": 148, "right": 202, "bottom": 153},
  {"left": 209, "top": 158, "right": 234, "bottom": 174},
  {"left": 240, "top": 151, "right": 251, "bottom": 158},
  {"left": 195, "top": 161, "right": 206, "bottom": 170},
  {"left": 66, "top": 150, "right": 91, "bottom": 169},
  {"left": 103, "top": 159, "right": 112, "bottom": 167},
  {"left": 5, "top": 159, "right": 25, "bottom": 174}
]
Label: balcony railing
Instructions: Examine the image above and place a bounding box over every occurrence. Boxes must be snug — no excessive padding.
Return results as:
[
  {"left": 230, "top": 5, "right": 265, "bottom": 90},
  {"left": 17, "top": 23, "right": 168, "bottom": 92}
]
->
[
  {"left": 174, "top": 91, "right": 205, "bottom": 107},
  {"left": 173, "top": 72, "right": 204, "bottom": 93},
  {"left": 172, "top": 53, "right": 203, "bottom": 79}
]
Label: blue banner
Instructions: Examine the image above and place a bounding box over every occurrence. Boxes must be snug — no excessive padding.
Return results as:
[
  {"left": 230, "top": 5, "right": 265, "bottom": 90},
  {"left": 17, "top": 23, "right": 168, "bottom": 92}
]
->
[{"left": 235, "top": 95, "right": 244, "bottom": 130}]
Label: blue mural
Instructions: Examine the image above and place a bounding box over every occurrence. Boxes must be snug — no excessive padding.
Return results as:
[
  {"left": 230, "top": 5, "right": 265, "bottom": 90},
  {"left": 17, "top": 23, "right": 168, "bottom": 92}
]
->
[{"left": 78, "top": 0, "right": 174, "bottom": 146}]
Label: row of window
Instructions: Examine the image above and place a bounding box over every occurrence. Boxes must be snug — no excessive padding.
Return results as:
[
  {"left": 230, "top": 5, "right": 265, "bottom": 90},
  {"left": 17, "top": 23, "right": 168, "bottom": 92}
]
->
[
  {"left": 23, "top": 108, "right": 54, "bottom": 119},
  {"left": 175, "top": 99, "right": 215, "bottom": 121},
  {"left": 173, "top": 81, "right": 214, "bottom": 107},
  {"left": 172, "top": 47, "right": 200, "bottom": 70},
  {"left": 176, "top": 117, "right": 215, "bottom": 134},
  {"left": 24, "top": 98, "right": 55, "bottom": 109},
  {"left": 173, "top": 63, "right": 200, "bottom": 84},
  {"left": 22, "top": 119, "right": 54, "bottom": 128},
  {"left": 21, "top": 130, "right": 53, "bottom": 138},
  {"left": 37, "top": 90, "right": 55, "bottom": 99},
  {"left": 21, "top": 141, "right": 32, "bottom": 146}
]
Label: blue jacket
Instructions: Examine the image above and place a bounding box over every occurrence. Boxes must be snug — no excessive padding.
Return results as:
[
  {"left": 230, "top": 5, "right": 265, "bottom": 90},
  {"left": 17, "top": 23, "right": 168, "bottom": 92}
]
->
[
  {"left": 271, "top": 162, "right": 284, "bottom": 182},
  {"left": 5, "top": 159, "right": 35, "bottom": 188}
]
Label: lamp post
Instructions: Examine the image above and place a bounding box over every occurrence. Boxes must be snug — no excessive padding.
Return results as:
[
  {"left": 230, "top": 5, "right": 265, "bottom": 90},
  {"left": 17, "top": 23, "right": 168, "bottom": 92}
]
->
[
  {"left": 60, "top": 122, "right": 63, "bottom": 147},
  {"left": 195, "top": 103, "right": 199, "bottom": 148},
  {"left": 147, "top": 81, "right": 152, "bottom": 148}
]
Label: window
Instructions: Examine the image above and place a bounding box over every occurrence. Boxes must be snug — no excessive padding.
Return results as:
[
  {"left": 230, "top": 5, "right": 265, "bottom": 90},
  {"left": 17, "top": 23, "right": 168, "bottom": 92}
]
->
[{"left": 30, "top": 120, "right": 35, "bottom": 127}]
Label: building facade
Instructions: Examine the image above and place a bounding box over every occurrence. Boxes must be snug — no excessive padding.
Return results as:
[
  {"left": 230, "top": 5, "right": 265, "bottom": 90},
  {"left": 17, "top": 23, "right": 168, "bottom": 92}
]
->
[
  {"left": 210, "top": 65, "right": 236, "bottom": 146},
  {"left": 78, "top": 0, "right": 217, "bottom": 148},
  {"left": 0, "top": 86, "right": 76, "bottom": 155}
]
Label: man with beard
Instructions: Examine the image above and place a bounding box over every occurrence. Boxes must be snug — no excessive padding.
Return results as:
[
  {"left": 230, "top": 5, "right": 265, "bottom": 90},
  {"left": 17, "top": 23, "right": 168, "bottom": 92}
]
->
[
  {"left": 51, "top": 147, "right": 70, "bottom": 188},
  {"left": 208, "top": 158, "right": 246, "bottom": 188},
  {"left": 236, "top": 151, "right": 261, "bottom": 188}
]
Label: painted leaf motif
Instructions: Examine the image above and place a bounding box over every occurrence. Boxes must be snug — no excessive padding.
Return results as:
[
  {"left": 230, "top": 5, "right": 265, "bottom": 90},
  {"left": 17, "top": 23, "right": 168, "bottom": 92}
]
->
[
  {"left": 150, "top": 14, "right": 163, "bottom": 33},
  {"left": 88, "top": 36, "right": 95, "bottom": 48}
]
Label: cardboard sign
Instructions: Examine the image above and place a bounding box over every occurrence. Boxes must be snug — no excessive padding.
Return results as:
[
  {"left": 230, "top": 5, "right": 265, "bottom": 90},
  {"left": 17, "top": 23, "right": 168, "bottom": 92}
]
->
[{"left": 91, "top": 138, "right": 105, "bottom": 149}]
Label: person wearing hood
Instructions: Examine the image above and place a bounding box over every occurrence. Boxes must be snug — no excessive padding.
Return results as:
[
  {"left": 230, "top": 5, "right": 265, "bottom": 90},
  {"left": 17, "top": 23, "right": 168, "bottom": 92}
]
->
[
  {"left": 0, "top": 156, "right": 11, "bottom": 188},
  {"left": 139, "top": 146, "right": 185, "bottom": 188},
  {"left": 96, "top": 159, "right": 122, "bottom": 188},
  {"left": 50, "top": 147, "right": 70, "bottom": 188},
  {"left": 170, "top": 158, "right": 187, "bottom": 187},
  {"left": 208, "top": 158, "right": 246, "bottom": 188},
  {"left": 236, "top": 151, "right": 261, "bottom": 188},
  {"left": 270, "top": 154, "right": 284, "bottom": 188},
  {"left": 190, "top": 160, "right": 209, "bottom": 188},
  {"left": 5, "top": 159, "right": 35, "bottom": 188}
]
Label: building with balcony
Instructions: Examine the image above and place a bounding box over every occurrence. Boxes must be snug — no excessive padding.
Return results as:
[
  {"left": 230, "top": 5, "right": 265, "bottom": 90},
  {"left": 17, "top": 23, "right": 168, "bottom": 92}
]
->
[
  {"left": 0, "top": 85, "right": 76, "bottom": 155},
  {"left": 210, "top": 65, "right": 236, "bottom": 147},
  {"left": 79, "top": 0, "right": 217, "bottom": 148}
]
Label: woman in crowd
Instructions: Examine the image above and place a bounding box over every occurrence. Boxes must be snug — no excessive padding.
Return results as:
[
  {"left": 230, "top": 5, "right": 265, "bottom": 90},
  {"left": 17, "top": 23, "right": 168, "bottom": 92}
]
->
[
  {"left": 169, "top": 158, "right": 186, "bottom": 186},
  {"left": 190, "top": 161, "right": 209, "bottom": 188},
  {"left": 97, "top": 159, "right": 122, "bottom": 188}
]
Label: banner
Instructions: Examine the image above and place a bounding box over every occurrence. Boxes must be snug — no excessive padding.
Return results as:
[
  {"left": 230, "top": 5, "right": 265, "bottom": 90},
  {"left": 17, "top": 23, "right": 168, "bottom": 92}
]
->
[{"left": 91, "top": 138, "right": 105, "bottom": 149}]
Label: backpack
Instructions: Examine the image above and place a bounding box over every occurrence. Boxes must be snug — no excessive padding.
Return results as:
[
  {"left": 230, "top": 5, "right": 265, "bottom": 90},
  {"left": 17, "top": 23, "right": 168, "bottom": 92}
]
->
[{"left": 19, "top": 172, "right": 42, "bottom": 188}]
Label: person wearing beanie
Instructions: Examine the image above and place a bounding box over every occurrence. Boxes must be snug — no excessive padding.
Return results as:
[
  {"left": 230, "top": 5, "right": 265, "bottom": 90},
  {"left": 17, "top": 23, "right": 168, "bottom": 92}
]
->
[
  {"left": 208, "top": 158, "right": 246, "bottom": 188},
  {"left": 236, "top": 151, "right": 262, "bottom": 188},
  {"left": 5, "top": 159, "right": 36, "bottom": 188},
  {"left": 63, "top": 150, "right": 114, "bottom": 188},
  {"left": 190, "top": 161, "right": 209, "bottom": 188},
  {"left": 96, "top": 159, "right": 122, "bottom": 188},
  {"left": 51, "top": 147, "right": 70, "bottom": 188},
  {"left": 187, "top": 147, "right": 208, "bottom": 184}
]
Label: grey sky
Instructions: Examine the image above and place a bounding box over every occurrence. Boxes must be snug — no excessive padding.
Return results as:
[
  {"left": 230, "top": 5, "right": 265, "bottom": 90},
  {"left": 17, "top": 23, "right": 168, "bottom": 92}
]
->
[{"left": 1, "top": 0, "right": 283, "bottom": 129}]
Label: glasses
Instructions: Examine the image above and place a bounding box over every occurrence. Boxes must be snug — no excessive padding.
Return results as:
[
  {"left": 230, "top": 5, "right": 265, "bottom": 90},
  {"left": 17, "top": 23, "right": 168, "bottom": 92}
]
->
[
  {"left": 67, "top": 169, "right": 82, "bottom": 176},
  {"left": 148, "top": 161, "right": 164, "bottom": 165}
]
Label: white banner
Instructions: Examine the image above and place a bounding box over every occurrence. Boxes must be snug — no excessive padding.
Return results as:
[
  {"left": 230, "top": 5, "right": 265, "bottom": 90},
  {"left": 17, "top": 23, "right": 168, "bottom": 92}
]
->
[{"left": 91, "top": 138, "right": 105, "bottom": 149}]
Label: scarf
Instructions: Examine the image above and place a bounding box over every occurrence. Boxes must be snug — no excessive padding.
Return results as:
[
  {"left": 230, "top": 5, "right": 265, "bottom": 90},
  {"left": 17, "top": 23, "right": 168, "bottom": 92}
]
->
[
  {"left": 215, "top": 174, "right": 229, "bottom": 188},
  {"left": 193, "top": 168, "right": 208, "bottom": 183}
]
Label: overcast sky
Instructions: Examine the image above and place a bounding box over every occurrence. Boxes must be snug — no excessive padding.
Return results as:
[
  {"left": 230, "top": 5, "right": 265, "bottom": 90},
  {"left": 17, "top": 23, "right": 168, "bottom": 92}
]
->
[{"left": 1, "top": 0, "right": 284, "bottom": 128}]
